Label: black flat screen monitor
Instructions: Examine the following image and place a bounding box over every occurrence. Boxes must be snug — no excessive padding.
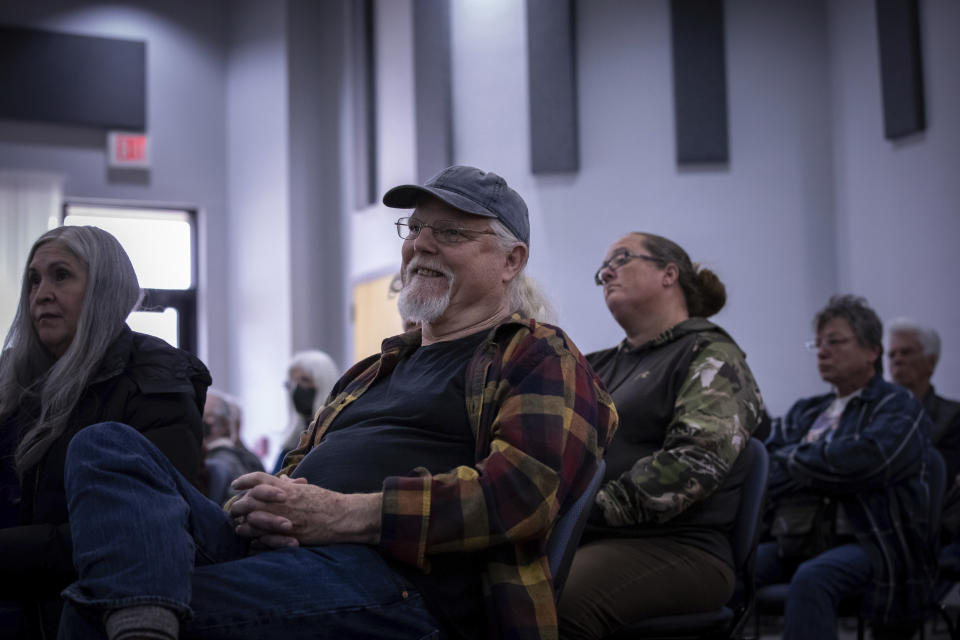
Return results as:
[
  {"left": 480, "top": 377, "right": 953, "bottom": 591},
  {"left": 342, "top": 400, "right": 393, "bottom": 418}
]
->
[{"left": 0, "top": 25, "right": 146, "bottom": 130}]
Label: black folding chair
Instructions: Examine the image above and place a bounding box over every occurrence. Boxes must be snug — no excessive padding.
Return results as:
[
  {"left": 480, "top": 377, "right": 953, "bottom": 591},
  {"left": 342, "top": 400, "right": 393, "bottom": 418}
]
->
[
  {"left": 605, "top": 438, "right": 770, "bottom": 639},
  {"left": 546, "top": 459, "right": 607, "bottom": 601},
  {"left": 754, "top": 448, "right": 949, "bottom": 640}
]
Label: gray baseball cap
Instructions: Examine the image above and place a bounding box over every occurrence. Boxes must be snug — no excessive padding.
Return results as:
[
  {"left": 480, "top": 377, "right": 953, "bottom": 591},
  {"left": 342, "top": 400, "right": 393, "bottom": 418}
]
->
[{"left": 382, "top": 165, "right": 530, "bottom": 245}]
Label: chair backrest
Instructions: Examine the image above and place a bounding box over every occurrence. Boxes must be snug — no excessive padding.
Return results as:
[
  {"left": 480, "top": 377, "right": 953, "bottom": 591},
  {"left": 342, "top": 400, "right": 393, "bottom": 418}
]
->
[
  {"left": 546, "top": 459, "right": 606, "bottom": 601},
  {"left": 731, "top": 438, "right": 770, "bottom": 568},
  {"left": 728, "top": 436, "right": 770, "bottom": 621},
  {"left": 724, "top": 438, "right": 770, "bottom": 637}
]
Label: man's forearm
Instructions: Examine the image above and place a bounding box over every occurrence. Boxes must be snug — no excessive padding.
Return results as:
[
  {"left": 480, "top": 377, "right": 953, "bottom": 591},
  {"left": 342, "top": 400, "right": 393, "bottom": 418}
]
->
[{"left": 331, "top": 491, "right": 383, "bottom": 544}]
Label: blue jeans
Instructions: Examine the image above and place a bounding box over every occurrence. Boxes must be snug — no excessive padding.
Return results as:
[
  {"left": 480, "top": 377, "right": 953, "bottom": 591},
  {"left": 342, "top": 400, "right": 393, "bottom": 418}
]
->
[
  {"left": 755, "top": 541, "right": 873, "bottom": 640},
  {"left": 58, "top": 422, "right": 445, "bottom": 640}
]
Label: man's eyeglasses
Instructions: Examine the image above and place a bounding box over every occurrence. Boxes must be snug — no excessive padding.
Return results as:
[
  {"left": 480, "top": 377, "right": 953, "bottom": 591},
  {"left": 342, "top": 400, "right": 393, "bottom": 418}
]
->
[
  {"left": 594, "top": 250, "right": 661, "bottom": 285},
  {"left": 395, "top": 217, "right": 498, "bottom": 245},
  {"left": 805, "top": 336, "right": 855, "bottom": 352}
]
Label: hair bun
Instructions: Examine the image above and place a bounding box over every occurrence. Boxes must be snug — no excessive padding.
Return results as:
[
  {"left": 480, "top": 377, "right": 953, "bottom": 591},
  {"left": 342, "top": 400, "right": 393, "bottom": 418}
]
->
[{"left": 693, "top": 267, "right": 726, "bottom": 317}]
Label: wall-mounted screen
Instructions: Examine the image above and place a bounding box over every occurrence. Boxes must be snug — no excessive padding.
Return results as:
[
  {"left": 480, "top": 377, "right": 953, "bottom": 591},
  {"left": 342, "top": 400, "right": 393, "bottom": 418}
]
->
[{"left": 0, "top": 25, "right": 146, "bottom": 130}]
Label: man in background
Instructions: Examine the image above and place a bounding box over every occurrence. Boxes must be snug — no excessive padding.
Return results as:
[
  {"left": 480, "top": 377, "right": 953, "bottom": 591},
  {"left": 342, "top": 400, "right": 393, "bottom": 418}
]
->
[
  {"left": 203, "top": 389, "right": 264, "bottom": 504},
  {"left": 759, "top": 295, "right": 935, "bottom": 639},
  {"left": 887, "top": 318, "right": 960, "bottom": 480}
]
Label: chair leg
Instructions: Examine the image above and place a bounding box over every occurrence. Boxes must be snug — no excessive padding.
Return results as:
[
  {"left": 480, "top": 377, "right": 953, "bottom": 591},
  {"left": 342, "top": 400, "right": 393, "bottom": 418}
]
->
[{"left": 857, "top": 613, "right": 864, "bottom": 640}]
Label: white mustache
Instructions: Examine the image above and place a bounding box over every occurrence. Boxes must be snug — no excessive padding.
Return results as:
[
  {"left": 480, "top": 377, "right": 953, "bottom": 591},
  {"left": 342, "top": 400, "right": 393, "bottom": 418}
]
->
[{"left": 403, "top": 259, "right": 453, "bottom": 284}]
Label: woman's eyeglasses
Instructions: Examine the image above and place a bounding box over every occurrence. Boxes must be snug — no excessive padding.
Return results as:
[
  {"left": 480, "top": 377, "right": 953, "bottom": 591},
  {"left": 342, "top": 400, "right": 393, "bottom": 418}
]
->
[{"left": 594, "top": 250, "right": 661, "bottom": 285}]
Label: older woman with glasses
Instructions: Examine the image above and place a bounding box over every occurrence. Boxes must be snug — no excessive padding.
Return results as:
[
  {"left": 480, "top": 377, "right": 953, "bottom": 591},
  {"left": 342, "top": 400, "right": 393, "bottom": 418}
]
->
[
  {"left": 558, "top": 232, "right": 764, "bottom": 640},
  {"left": 0, "top": 225, "right": 210, "bottom": 639}
]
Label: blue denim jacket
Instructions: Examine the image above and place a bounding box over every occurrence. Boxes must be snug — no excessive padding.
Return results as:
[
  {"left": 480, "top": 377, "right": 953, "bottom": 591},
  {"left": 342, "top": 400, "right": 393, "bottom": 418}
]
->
[{"left": 766, "top": 374, "right": 935, "bottom": 624}]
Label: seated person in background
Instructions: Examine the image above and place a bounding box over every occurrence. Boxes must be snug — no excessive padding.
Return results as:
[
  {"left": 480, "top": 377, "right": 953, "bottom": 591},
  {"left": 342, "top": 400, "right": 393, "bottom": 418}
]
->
[
  {"left": 271, "top": 349, "right": 339, "bottom": 474},
  {"left": 0, "top": 226, "right": 209, "bottom": 640},
  {"left": 58, "top": 165, "right": 617, "bottom": 640},
  {"left": 758, "top": 295, "right": 935, "bottom": 640},
  {"left": 558, "top": 232, "right": 763, "bottom": 640},
  {"left": 889, "top": 319, "right": 960, "bottom": 572},
  {"left": 887, "top": 318, "right": 960, "bottom": 480},
  {"left": 203, "top": 389, "right": 264, "bottom": 504}
]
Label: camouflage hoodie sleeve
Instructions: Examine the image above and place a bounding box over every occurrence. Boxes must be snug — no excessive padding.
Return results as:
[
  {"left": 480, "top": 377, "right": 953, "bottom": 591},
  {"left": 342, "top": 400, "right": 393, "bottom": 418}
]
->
[{"left": 595, "top": 340, "right": 763, "bottom": 525}]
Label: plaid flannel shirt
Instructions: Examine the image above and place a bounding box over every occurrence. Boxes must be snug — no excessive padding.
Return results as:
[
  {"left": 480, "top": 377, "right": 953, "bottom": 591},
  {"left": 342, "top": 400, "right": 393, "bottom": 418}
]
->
[
  {"left": 766, "top": 374, "right": 936, "bottom": 624},
  {"left": 279, "top": 315, "right": 617, "bottom": 639}
]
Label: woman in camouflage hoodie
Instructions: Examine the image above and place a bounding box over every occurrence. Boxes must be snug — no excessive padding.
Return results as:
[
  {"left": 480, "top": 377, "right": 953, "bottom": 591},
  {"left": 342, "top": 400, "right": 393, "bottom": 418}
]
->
[{"left": 558, "top": 232, "right": 764, "bottom": 639}]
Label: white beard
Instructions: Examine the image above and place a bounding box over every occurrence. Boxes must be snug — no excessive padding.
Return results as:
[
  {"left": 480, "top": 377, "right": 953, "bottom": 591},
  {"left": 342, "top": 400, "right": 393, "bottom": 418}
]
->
[
  {"left": 398, "top": 260, "right": 453, "bottom": 323},
  {"left": 398, "top": 288, "right": 450, "bottom": 323}
]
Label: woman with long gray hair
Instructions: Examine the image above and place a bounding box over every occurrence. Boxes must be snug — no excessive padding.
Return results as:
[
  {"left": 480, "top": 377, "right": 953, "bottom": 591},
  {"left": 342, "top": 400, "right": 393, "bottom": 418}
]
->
[
  {"left": 272, "top": 349, "right": 340, "bottom": 474},
  {"left": 0, "top": 225, "right": 211, "bottom": 639}
]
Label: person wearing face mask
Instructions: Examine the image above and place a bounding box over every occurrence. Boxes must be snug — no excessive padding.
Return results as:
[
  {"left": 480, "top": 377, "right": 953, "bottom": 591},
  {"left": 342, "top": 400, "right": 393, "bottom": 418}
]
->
[
  {"left": 272, "top": 350, "right": 340, "bottom": 474},
  {"left": 0, "top": 226, "right": 210, "bottom": 640},
  {"left": 55, "top": 166, "right": 615, "bottom": 640}
]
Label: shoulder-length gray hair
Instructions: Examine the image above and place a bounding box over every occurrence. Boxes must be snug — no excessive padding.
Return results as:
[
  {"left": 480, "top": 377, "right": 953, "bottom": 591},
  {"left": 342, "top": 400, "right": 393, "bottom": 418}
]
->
[
  {"left": 281, "top": 350, "right": 340, "bottom": 452},
  {"left": 488, "top": 220, "right": 556, "bottom": 323},
  {"left": 0, "top": 225, "right": 142, "bottom": 477}
]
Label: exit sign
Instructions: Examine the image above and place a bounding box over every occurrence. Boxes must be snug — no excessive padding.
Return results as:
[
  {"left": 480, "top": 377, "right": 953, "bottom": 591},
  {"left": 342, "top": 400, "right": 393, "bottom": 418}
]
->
[{"left": 108, "top": 131, "right": 150, "bottom": 169}]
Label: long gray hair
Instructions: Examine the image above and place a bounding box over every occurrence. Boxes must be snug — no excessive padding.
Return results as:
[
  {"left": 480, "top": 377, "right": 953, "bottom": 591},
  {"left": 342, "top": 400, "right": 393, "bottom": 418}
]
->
[
  {"left": 282, "top": 350, "right": 340, "bottom": 452},
  {"left": 0, "top": 226, "right": 142, "bottom": 477},
  {"left": 488, "top": 220, "right": 555, "bottom": 323}
]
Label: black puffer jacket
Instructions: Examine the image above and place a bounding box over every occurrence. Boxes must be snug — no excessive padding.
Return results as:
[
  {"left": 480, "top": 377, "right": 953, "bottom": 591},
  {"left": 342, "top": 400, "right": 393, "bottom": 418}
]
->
[{"left": 0, "top": 326, "right": 210, "bottom": 639}]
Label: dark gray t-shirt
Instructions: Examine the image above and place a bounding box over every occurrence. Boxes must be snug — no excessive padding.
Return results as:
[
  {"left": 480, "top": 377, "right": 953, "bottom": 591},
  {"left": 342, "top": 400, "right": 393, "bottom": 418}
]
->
[{"left": 291, "top": 330, "right": 488, "bottom": 639}]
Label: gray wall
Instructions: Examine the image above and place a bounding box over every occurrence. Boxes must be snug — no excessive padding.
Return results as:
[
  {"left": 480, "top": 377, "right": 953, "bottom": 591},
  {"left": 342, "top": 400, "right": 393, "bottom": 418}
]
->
[
  {"left": 287, "top": 0, "right": 349, "bottom": 365},
  {"left": 360, "top": 0, "right": 959, "bottom": 415},
  {"left": 224, "top": 0, "right": 291, "bottom": 450},
  {"left": 0, "top": 0, "right": 233, "bottom": 385},
  {"left": 1, "top": 0, "right": 957, "bottom": 445},
  {"left": 531, "top": 0, "right": 839, "bottom": 413},
  {"left": 0, "top": 0, "right": 354, "bottom": 457},
  {"left": 829, "top": 0, "right": 960, "bottom": 394},
  {"left": 365, "top": 0, "right": 841, "bottom": 413}
]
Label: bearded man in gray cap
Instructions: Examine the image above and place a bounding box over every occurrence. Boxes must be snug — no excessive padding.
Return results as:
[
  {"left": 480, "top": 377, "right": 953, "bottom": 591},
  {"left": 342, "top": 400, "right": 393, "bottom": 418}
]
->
[{"left": 57, "top": 166, "right": 617, "bottom": 640}]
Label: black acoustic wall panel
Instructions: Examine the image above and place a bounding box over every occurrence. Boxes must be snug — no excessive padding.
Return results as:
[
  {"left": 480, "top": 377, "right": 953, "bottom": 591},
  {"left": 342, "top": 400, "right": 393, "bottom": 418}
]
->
[
  {"left": 526, "top": 0, "right": 579, "bottom": 174},
  {"left": 413, "top": 0, "right": 453, "bottom": 184},
  {"left": 351, "top": 0, "right": 378, "bottom": 207},
  {"left": 669, "top": 0, "right": 729, "bottom": 164},
  {"left": 875, "top": 0, "right": 926, "bottom": 139},
  {"left": 0, "top": 25, "right": 146, "bottom": 130}
]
